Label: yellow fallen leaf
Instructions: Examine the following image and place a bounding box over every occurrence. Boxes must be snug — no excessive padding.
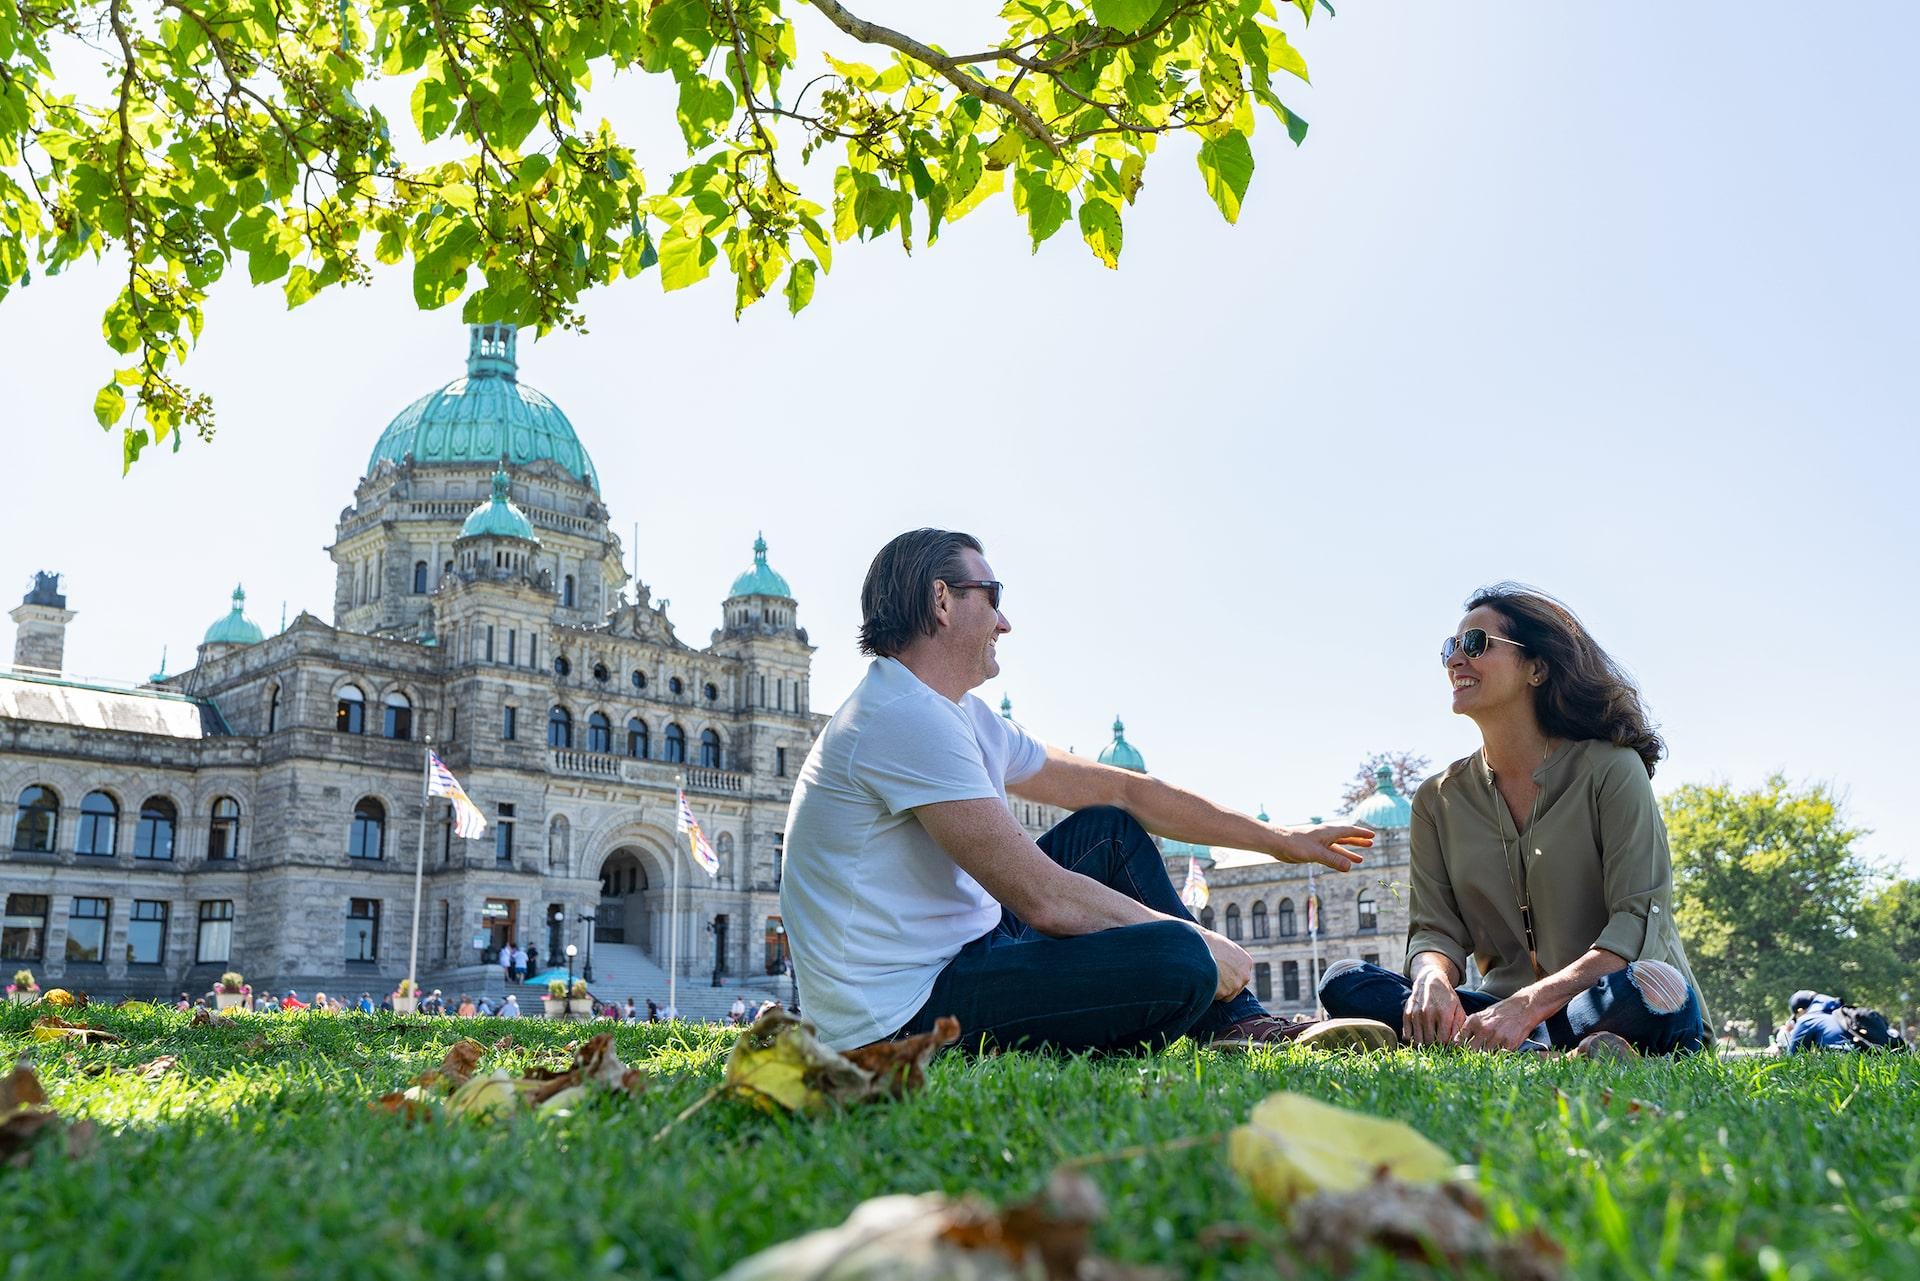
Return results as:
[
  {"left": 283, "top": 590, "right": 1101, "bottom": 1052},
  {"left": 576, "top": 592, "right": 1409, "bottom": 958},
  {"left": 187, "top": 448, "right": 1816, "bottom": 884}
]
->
[
  {"left": 444, "top": 1071, "right": 520, "bottom": 1122},
  {"left": 1229, "top": 1092, "right": 1456, "bottom": 1206},
  {"left": 722, "top": 1008, "right": 873, "bottom": 1114}
]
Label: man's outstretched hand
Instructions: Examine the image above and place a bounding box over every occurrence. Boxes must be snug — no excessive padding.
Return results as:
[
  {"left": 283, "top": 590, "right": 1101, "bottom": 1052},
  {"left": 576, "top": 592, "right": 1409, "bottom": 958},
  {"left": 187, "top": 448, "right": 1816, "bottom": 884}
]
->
[{"left": 1271, "top": 822, "right": 1374, "bottom": 872}]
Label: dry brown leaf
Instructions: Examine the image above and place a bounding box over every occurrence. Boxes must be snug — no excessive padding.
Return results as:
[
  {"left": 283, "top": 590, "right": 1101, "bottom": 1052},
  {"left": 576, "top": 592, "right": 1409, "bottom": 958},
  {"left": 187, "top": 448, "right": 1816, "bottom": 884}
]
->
[
  {"left": 438, "top": 1039, "right": 485, "bottom": 1085},
  {"left": 373, "top": 1091, "right": 437, "bottom": 1124},
  {"left": 716, "top": 1169, "right": 1166, "bottom": 1281},
  {"left": 724, "top": 1008, "right": 956, "bottom": 1114},
  {"left": 189, "top": 1008, "right": 213, "bottom": 1027},
  {"left": 29, "top": 1015, "right": 121, "bottom": 1045},
  {"left": 1290, "top": 1175, "right": 1563, "bottom": 1281},
  {"left": 843, "top": 1017, "right": 962, "bottom": 1100},
  {"left": 239, "top": 1035, "right": 269, "bottom": 1055},
  {"left": 491, "top": 1036, "right": 519, "bottom": 1052},
  {"left": 572, "top": 1032, "right": 647, "bottom": 1096},
  {"left": 1, "top": 1062, "right": 66, "bottom": 1164},
  {"left": 131, "top": 1056, "right": 178, "bottom": 1082}
]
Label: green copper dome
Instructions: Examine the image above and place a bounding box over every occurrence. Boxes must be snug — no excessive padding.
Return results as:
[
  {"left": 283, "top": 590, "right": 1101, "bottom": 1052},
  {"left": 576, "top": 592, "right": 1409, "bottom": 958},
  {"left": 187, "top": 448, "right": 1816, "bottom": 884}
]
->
[
  {"left": 728, "top": 533, "right": 793, "bottom": 598},
  {"left": 203, "top": 585, "right": 265, "bottom": 646},
  {"left": 367, "top": 324, "right": 599, "bottom": 492},
  {"left": 1350, "top": 764, "right": 1413, "bottom": 830},
  {"left": 460, "top": 469, "right": 539, "bottom": 542},
  {"left": 1096, "top": 715, "right": 1146, "bottom": 773}
]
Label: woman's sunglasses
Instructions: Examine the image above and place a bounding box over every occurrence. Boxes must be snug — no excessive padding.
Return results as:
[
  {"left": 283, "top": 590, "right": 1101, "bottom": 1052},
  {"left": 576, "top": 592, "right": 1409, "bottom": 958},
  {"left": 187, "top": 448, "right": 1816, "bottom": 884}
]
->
[{"left": 1440, "top": 627, "right": 1524, "bottom": 664}]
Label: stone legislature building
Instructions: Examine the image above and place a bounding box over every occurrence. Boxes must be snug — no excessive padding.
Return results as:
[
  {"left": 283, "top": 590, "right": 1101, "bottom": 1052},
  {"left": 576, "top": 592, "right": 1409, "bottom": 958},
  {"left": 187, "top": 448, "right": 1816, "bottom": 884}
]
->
[{"left": 1, "top": 324, "right": 830, "bottom": 1009}]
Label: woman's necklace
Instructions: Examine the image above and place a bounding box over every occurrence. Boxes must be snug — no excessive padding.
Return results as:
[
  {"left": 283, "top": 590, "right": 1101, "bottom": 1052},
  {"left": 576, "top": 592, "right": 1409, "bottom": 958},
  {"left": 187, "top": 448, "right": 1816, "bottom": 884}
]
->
[{"left": 1489, "top": 741, "right": 1555, "bottom": 979}]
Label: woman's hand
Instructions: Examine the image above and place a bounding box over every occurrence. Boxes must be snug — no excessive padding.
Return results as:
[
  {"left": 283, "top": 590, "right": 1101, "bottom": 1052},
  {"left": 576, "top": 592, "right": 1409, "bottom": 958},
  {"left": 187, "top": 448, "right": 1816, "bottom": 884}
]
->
[
  {"left": 1404, "top": 968, "right": 1467, "bottom": 1046},
  {"left": 1460, "top": 994, "right": 1545, "bottom": 1051},
  {"left": 1273, "top": 821, "right": 1374, "bottom": 872}
]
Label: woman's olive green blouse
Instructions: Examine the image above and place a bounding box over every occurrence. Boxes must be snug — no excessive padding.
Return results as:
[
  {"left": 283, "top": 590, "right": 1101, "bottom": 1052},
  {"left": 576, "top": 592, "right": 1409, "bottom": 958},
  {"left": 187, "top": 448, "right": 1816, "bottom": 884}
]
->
[{"left": 1406, "top": 739, "right": 1701, "bottom": 1003}]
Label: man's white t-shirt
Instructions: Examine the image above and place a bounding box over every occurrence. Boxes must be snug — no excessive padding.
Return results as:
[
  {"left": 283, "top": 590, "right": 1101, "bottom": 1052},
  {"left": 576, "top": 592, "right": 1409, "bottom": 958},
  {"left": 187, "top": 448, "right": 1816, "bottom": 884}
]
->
[{"left": 781, "top": 657, "right": 1048, "bottom": 1050}]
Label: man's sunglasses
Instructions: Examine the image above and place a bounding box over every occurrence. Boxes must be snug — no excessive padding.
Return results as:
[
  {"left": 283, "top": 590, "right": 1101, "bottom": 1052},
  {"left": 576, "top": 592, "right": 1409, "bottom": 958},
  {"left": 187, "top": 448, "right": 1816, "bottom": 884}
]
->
[
  {"left": 947, "top": 580, "right": 1004, "bottom": 610},
  {"left": 1440, "top": 627, "right": 1524, "bottom": 664}
]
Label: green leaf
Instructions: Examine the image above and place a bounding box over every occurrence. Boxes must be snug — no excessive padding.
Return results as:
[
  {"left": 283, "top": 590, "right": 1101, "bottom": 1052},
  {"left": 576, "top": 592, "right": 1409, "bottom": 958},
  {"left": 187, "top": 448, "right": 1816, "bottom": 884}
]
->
[
  {"left": 93, "top": 383, "right": 125, "bottom": 429},
  {"left": 675, "top": 76, "right": 735, "bottom": 149},
  {"left": 658, "top": 225, "right": 716, "bottom": 291},
  {"left": 1078, "top": 198, "right": 1122, "bottom": 268},
  {"left": 1093, "top": 0, "right": 1161, "bottom": 35},
  {"left": 784, "top": 259, "right": 816, "bottom": 315},
  {"left": 284, "top": 265, "right": 319, "bottom": 307},
  {"left": 1196, "top": 130, "right": 1255, "bottom": 224},
  {"left": 1264, "top": 28, "right": 1311, "bottom": 84},
  {"left": 1017, "top": 173, "right": 1069, "bottom": 251}
]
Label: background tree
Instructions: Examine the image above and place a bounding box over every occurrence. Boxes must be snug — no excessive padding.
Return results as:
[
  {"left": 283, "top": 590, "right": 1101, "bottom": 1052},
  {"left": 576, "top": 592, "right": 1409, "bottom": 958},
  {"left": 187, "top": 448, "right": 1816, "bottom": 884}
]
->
[
  {"left": 1337, "top": 749, "right": 1429, "bottom": 815},
  {"left": 1856, "top": 878, "right": 1919, "bottom": 1027},
  {"left": 1663, "top": 776, "right": 1893, "bottom": 1043},
  {"left": 0, "top": 0, "right": 1325, "bottom": 468}
]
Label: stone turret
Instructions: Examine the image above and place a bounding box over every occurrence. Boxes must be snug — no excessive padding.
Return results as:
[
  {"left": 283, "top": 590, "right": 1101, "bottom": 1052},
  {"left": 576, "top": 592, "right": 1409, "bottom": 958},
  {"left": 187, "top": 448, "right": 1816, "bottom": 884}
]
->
[{"left": 10, "top": 571, "right": 75, "bottom": 672}]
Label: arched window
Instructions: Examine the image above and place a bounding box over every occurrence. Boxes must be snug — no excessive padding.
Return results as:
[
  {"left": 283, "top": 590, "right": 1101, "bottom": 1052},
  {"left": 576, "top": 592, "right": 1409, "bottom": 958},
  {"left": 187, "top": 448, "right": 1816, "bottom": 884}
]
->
[
  {"left": 1357, "top": 890, "right": 1378, "bottom": 933},
  {"left": 547, "top": 706, "right": 572, "bottom": 748},
  {"left": 703, "top": 682, "right": 719, "bottom": 702},
  {"left": 382, "top": 691, "right": 413, "bottom": 740},
  {"left": 554, "top": 655, "right": 571, "bottom": 678},
  {"left": 631, "top": 669, "right": 647, "bottom": 690},
  {"left": 587, "top": 711, "right": 612, "bottom": 753},
  {"left": 134, "top": 796, "right": 177, "bottom": 860},
  {"left": 207, "top": 797, "right": 240, "bottom": 860},
  {"left": 265, "top": 683, "right": 280, "bottom": 733},
  {"left": 563, "top": 574, "right": 576, "bottom": 609},
  {"left": 699, "top": 728, "right": 722, "bottom": 769},
  {"left": 77, "top": 790, "right": 118, "bottom": 856},
  {"left": 413, "top": 561, "right": 428, "bottom": 593},
  {"left": 1278, "top": 898, "right": 1297, "bottom": 938},
  {"left": 335, "top": 684, "right": 365, "bottom": 734},
  {"left": 592, "top": 662, "right": 609, "bottom": 684},
  {"left": 12, "top": 786, "right": 59, "bottom": 853},
  {"left": 1199, "top": 906, "right": 1216, "bottom": 931},
  {"left": 669, "top": 676, "right": 683, "bottom": 696},
  {"left": 1224, "top": 903, "right": 1242, "bottom": 940},
  {"left": 349, "top": 798, "right": 385, "bottom": 859},
  {"left": 627, "top": 717, "right": 649, "bottom": 759},
  {"left": 1250, "top": 900, "right": 1269, "bottom": 940},
  {"left": 663, "top": 722, "right": 686, "bottom": 763}
]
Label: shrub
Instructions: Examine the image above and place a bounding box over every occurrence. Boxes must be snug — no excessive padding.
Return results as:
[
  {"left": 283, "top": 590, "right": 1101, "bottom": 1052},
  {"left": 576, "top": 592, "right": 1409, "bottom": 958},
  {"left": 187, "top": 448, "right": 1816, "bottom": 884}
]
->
[
  {"left": 547, "top": 979, "right": 568, "bottom": 999},
  {"left": 569, "top": 979, "right": 588, "bottom": 998},
  {"left": 10, "top": 969, "right": 37, "bottom": 992},
  {"left": 396, "top": 978, "right": 417, "bottom": 996},
  {"left": 219, "top": 972, "right": 246, "bottom": 993}
]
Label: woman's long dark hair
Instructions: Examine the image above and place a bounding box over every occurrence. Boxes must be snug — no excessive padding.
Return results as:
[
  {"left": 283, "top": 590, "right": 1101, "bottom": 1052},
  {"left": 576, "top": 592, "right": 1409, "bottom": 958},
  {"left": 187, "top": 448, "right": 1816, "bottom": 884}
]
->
[{"left": 1466, "top": 583, "right": 1665, "bottom": 777}]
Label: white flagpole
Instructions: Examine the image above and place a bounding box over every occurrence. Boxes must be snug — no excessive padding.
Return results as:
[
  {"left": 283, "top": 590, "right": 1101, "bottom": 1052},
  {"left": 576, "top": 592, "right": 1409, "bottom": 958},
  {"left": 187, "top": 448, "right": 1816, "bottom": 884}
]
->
[
  {"left": 407, "top": 745, "right": 430, "bottom": 999},
  {"left": 669, "top": 775, "right": 683, "bottom": 1018},
  {"left": 1308, "top": 863, "right": 1323, "bottom": 1017}
]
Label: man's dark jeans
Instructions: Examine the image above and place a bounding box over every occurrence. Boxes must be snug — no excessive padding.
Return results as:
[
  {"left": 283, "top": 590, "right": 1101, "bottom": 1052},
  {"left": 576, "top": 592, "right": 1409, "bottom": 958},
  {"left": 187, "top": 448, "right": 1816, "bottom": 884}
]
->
[
  {"left": 894, "top": 806, "right": 1265, "bottom": 1053},
  {"left": 1318, "top": 961, "right": 1708, "bottom": 1054}
]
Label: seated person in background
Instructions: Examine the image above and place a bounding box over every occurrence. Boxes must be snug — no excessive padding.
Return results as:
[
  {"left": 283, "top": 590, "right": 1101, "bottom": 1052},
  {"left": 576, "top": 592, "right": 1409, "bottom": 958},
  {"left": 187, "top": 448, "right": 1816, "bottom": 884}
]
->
[
  {"left": 782, "top": 528, "right": 1387, "bottom": 1056},
  {"left": 1320, "top": 586, "right": 1708, "bottom": 1056},
  {"left": 1779, "top": 990, "right": 1907, "bottom": 1053}
]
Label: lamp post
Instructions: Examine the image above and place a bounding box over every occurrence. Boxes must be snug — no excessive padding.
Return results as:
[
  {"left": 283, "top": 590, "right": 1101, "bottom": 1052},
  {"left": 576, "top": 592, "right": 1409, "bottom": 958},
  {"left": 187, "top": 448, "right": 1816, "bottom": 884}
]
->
[
  {"left": 706, "top": 918, "right": 723, "bottom": 988},
  {"left": 565, "top": 943, "right": 577, "bottom": 992},
  {"left": 577, "top": 912, "right": 595, "bottom": 982}
]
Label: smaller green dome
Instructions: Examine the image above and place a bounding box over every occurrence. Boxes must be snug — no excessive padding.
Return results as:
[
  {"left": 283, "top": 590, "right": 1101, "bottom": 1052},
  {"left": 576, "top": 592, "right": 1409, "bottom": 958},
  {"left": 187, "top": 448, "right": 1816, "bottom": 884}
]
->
[
  {"left": 1096, "top": 715, "right": 1146, "bottom": 773},
  {"left": 203, "top": 585, "right": 265, "bottom": 646},
  {"left": 728, "top": 533, "right": 793, "bottom": 598},
  {"left": 1162, "top": 838, "right": 1212, "bottom": 861},
  {"left": 1000, "top": 694, "right": 1014, "bottom": 720},
  {"left": 1350, "top": 764, "right": 1413, "bottom": 830},
  {"left": 460, "top": 469, "right": 539, "bottom": 542}
]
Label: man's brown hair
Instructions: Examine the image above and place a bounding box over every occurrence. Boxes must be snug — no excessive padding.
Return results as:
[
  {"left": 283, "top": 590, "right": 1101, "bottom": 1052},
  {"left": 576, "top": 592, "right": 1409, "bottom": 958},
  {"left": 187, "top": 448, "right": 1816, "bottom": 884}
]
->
[{"left": 857, "top": 529, "right": 984, "bottom": 657}]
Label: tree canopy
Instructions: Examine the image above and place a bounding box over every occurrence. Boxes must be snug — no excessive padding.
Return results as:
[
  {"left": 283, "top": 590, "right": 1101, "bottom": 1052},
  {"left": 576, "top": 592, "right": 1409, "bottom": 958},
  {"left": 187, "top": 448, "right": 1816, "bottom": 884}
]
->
[
  {"left": 1663, "top": 775, "right": 1896, "bottom": 1040},
  {"left": 0, "top": 0, "right": 1325, "bottom": 468}
]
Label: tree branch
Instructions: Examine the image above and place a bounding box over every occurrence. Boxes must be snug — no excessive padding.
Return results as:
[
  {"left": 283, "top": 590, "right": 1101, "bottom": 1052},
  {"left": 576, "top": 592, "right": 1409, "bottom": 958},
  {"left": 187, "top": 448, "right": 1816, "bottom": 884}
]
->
[{"left": 805, "top": 0, "right": 1061, "bottom": 156}]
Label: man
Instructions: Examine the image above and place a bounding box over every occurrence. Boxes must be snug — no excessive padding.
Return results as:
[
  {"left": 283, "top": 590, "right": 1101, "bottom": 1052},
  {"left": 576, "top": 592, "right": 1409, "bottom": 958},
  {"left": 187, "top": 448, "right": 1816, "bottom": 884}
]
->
[
  {"left": 500, "top": 993, "right": 521, "bottom": 1018},
  {"left": 782, "top": 528, "right": 1391, "bottom": 1055},
  {"left": 729, "top": 995, "right": 747, "bottom": 1026},
  {"left": 498, "top": 941, "right": 514, "bottom": 985},
  {"left": 512, "top": 944, "right": 527, "bottom": 983}
]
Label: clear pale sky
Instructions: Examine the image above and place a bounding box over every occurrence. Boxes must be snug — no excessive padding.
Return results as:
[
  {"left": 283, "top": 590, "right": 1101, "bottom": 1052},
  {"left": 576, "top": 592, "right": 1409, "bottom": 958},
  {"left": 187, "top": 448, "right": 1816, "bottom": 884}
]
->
[{"left": 3, "top": 5, "right": 1915, "bottom": 875}]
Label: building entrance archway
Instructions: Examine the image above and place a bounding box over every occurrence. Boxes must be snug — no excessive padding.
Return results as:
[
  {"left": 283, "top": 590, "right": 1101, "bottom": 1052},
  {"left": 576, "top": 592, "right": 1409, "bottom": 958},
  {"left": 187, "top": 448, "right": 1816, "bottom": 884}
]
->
[{"left": 597, "top": 848, "right": 649, "bottom": 947}]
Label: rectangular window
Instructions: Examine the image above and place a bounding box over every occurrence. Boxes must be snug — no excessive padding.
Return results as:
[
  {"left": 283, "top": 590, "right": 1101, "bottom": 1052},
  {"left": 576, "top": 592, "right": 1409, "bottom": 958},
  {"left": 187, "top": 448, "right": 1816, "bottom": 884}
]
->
[
  {"left": 1363, "top": 952, "right": 1381, "bottom": 968},
  {"left": 528, "top": 635, "right": 538, "bottom": 669},
  {"left": 484, "top": 625, "right": 495, "bottom": 662},
  {"left": 127, "top": 899, "right": 168, "bottom": 965},
  {"left": 197, "top": 900, "right": 234, "bottom": 964},
  {"left": 507, "top": 629, "right": 517, "bottom": 666},
  {"left": 449, "top": 705, "right": 458, "bottom": 740},
  {"left": 772, "top": 830, "right": 785, "bottom": 890},
  {"left": 1254, "top": 961, "right": 1272, "bottom": 1003},
  {"left": 1282, "top": 960, "right": 1300, "bottom": 1002},
  {"left": 346, "top": 898, "right": 379, "bottom": 962},
  {"left": 65, "top": 897, "right": 110, "bottom": 963},
  {"left": 441, "top": 815, "right": 454, "bottom": 864},
  {"left": 495, "top": 803, "right": 515, "bottom": 862},
  {"left": 503, "top": 705, "right": 517, "bottom": 740},
  {"left": 438, "top": 899, "right": 450, "bottom": 961},
  {"left": 775, "top": 746, "right": 787, "bottom": 777},
  {"left": 2, "top": 894, "right": 50, "bottom": 961}
]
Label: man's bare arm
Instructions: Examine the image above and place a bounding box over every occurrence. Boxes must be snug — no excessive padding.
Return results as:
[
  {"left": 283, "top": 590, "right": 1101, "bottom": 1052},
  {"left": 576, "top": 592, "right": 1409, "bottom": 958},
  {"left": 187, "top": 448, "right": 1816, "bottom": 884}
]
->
[{"left": 1009, "top": 747, "right": 1374, "bottom": 872}]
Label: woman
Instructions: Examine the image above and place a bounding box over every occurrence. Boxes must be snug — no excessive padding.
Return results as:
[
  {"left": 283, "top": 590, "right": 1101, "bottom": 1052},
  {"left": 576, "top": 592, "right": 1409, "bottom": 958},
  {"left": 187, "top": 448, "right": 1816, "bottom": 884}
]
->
[{"left": 1320, "top": 584, "right": 1707, "bottom": 1055}]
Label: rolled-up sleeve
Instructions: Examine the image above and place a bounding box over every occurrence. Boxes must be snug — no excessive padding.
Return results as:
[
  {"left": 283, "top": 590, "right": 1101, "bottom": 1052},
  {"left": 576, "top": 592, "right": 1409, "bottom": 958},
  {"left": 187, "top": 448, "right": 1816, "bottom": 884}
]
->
[
  {"left": 1405, "top": 783, "right": 1471, "bottom": 976},
  {"left": 1589, "top": 749, "right": 1671, "bottom": 962}
]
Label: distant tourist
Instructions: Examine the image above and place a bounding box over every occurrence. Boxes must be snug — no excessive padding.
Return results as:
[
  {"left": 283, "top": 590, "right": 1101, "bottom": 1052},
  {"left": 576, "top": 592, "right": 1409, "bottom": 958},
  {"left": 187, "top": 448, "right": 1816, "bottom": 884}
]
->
[
  {"left": 357, "top": 992, "right": 375, "bottom": 1014},
  {"left": 511, "top": 945, "right": 527, "bottom": 983},
  {"left": 1777, "top": 990, "right": 1907, "bottom": 1053},
  {"left": 646, "top": 998, "right": 659, "bottom": 1023},
  {"left": 729, "top": 996, "right": 747, "bottom": 1026},
  {"left": 281, "top": 990, "right": 307, "bottom": 1011},
  {"left": 499, "top": 943, "right": 515, "bottom": 985},
  {"left": 1320, "top": 585, "right": 1708, "bottom": 1056},
  {"left": 499, "top": 994, "right": 520, "bottom": 1019},
  {"left": 175, "top": 993, "right": 191, "bottom": 1012},
  {"left": 782, "top": 529, "right": 1382, "bottom": 1055},
  {"left": 457, "top": 994, "right": 477, "bottom": 1017},
  {"left": 660, "top": 1002, "right": 678, "bottom": 1022},
  {"left": 623, "top": 998, "right": 637, "bottom": 1022},
  {"left": 525, "top": 944, "right": 539, "bottom": 980}
]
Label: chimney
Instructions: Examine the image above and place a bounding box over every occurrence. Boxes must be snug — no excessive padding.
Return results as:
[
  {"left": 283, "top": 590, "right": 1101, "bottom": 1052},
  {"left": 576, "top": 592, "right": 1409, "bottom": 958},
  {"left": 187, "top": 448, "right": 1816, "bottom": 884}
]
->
[{"left": 10, "top": 571, "right": 76, "bottom": 673}]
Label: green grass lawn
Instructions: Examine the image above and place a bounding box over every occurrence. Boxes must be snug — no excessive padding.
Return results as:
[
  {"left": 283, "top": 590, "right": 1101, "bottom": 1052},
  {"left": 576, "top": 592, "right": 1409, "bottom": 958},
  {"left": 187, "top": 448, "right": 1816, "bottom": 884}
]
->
[{"left": 4, "top": 1002, "right": 1915, "bottom": 1281}]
